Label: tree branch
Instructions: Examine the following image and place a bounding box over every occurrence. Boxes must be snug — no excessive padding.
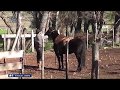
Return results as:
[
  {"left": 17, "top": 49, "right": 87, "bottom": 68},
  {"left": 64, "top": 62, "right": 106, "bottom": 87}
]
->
[{"left": 0, "top": 13, "right": 14, "bottom": 33}]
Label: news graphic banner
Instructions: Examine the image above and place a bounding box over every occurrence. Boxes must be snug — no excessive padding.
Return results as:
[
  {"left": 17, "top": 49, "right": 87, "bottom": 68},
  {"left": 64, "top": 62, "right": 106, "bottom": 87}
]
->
[{"left": 8, "top": 74, "right": 32, "bottom": 78}]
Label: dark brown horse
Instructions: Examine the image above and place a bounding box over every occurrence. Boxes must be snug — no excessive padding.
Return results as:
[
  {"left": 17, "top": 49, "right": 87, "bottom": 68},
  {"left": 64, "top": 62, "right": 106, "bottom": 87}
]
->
[{"left": 45, "top": 28, "right": 86, "bottom": 72}]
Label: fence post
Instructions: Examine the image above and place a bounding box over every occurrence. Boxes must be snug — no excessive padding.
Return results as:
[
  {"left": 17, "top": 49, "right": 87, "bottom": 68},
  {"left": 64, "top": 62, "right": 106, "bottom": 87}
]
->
[
  {"left": 7, "top": 38, "right": 11, "bottom": 51},
  {"left": 65, "top": 41, "right": 69, "bottom": 79},
  {"left": 22, "top": 29, "right": 26, "bottom": 52},
  {"left": 3, "top": 34, "right": 6, "bottom": 51},
  {"left": 31, "top": 30, "right": 34, "bottom": 52},
  {"left": 65, "top": 26, "right": 69, "bottom": 79},
  {"left": 113, "top": 26, "right": 115, "bottom": 48},
  {"left": 87, "top": 30, "right": 89, "bottom": 49},
  {"left": 41, "top": 33, "right": 44, "bottom": 79}
]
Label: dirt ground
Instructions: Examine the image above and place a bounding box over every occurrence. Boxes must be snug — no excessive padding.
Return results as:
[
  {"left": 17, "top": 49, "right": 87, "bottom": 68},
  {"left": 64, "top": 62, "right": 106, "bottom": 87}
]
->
[
  {"left": 1, "top": 48, "right": 120, "bottom": 79},
  {"left": 19, "top": 47, "right": 120, "bottom": 79}
]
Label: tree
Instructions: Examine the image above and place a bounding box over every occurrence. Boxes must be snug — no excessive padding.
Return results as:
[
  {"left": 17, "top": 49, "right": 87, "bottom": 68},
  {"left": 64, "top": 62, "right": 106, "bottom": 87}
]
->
[
  {"left": 91, "top": 11, "right": 103, "bottom": 79},
  {"left": 34, "top": 11, "right": 50, "bottom": 79},
  {"left": 75, "top": 11, "right": 82, "bottom": 33},
  {"left": 114, "top": 11, "right": 120, "bottom": 44}
]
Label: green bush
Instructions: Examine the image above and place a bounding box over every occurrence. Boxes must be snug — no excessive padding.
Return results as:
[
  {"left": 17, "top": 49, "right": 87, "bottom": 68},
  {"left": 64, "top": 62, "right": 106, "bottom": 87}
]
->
[
  {"left": 45, "top": 40, "right": 53, "bottom": 51},
  {"left": 25, "top": 40, "right": 53, "bottom": 53}
]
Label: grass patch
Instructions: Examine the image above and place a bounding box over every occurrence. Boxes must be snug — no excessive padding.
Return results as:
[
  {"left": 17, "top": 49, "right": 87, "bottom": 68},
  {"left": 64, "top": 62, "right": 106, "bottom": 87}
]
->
[
  {"left": 25, "top": 39, "right": 53, "bottom": 53},
  {"left": 45, "top": 40, "right": 53, "bottom": 51},
  {"left": 0, "top": 28, "right": 7, "bottom": 35},
  {"left": 26, "top": 48, "right": 32, "bottom": 53}
]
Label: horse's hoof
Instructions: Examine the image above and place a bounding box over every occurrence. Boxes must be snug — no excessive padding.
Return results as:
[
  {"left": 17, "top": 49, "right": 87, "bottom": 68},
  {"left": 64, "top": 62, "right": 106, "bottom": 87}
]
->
[
  {"left": 76, "top": 67, "right": 82, "bottom": 72},
  {"left": 61, "top": 67, "right": 65, "bottom": 71},
  {"left": 58, "top": 67, "right": 61, "bottom": 70},
  {"left": 58, "top": 67, "right": 64, "bottom": 71}
]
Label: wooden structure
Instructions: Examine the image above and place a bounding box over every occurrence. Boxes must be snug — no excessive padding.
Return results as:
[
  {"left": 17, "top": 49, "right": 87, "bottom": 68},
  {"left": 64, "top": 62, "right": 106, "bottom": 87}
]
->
[
  {"left": 0, "top": 50, "right": 24, "bottom": 79},
  {"left": 1, "top": 32, "right": 48, "bottom": 52}
]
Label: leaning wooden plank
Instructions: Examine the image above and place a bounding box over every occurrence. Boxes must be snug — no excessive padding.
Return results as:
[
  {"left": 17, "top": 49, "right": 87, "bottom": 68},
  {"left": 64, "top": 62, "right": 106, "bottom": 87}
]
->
[
  {"left": 0, "top": 74, "right": 20, "bottom": 79},
  {"left": 0, "top": 62, "right": 22, "bottom": 71},
  {"left": 2, "top": 34, "right": 36, "bottom": 38},
  {"left": 0, "top": 50, "right": 24, "bottom": 59},
  {"left": 1, "top": 34, "right": 48, "bottom": 39}
]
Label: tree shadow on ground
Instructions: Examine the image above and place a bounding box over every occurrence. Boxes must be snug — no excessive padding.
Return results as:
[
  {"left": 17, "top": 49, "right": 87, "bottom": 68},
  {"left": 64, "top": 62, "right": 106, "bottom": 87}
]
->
[{"left": 24, "top": 65, "right": 65, "bottom": 71}]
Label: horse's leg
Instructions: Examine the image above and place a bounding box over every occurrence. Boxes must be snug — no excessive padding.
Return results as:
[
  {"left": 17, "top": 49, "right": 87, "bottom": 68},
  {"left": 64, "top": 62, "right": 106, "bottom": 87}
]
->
[
  {"left": 75, "top": 43, "right": 86, "bottom": 72},
  {"left": 55, "top": 52, "right": 61, "bottom": 70},
  {"left": 75, "top": 51, "right": 82, "bottom": 72},
  {"left": 60, "top": 54, "right": 64, "bottom": 70},
  {"left": 54, "top": 46, "right": 61, "bottom": 70}
]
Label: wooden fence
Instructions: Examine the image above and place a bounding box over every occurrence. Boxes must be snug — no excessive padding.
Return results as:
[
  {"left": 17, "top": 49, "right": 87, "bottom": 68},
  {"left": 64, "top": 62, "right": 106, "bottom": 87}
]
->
[
  {"left": 1, "top": 31, "right": 48, "bottom": 52},
  {"left": 0, "top": 50, "right": 24, "bottom": 79}
]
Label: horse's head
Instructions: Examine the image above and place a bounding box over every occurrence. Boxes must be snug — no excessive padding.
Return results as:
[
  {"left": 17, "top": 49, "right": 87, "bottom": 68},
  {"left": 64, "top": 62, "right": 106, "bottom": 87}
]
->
[{"left": 44, "top": 28, "right": 59, "bottom": 41}]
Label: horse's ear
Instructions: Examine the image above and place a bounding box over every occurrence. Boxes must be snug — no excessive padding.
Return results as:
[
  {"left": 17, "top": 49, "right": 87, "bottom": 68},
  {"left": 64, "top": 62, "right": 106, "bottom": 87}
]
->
[{"left": 45, "top": 28, "right": 51, "bottom": 33}]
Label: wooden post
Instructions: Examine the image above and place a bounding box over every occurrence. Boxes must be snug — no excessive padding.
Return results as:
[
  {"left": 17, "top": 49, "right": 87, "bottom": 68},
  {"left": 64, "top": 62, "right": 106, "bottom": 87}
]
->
[
  {"left": 65, "top": 26, "right": 69, "bottom": 79},
  {"left": 31, "top": 30, "right": 34, "bottom": 52},
  {"left": 3, "top": 34, "right": 6, "bottom": 51},
  {"left": 87, "top": 29, "right": 89, "bottom": 49},
  {"left": 7, "top": 38, "right": 11, "bottom": 51},
  {"left": 65, "top": 41, "right": 69, "bottom": 79},
  {"left": 22, "top": 29, "right": 26, "bottom": 52},
  {"left": 17, "top": 37, "right": 20, "bottom": 50},
  {"left": 113, "top": 26, "right": 115, "bottom": 48},
  {"left": 41, "top": 33, "right": 44, "bottom": 79}
]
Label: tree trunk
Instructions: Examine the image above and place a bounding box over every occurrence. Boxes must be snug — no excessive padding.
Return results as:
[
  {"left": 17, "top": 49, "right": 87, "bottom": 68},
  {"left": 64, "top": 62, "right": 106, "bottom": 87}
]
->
[
  {"left": 115, "top": 26, "right": 120, "bottom": 44},
  {"left": 114, "top": 11, "right": 120, "bottom": 44},
  {"left": 75, "top": 11, "right": 82, "bottom": 34},
  {"left": 91, "top": 12, "right": 100, "bottom": 79},
  {"left": 56, "top": 11, "right": 59, "bottom": 31},
  {"left": 35, "top": 11, "right": 50, "bottom": 79},
  {"left": 35, "top": 11, "right": 43, "bottom": 30},
  {"left": 91, "top": 42, "right": 99, "bottom": 79},
  {"left": 11, "top": 11, "right": 22, "bottom": 51}
]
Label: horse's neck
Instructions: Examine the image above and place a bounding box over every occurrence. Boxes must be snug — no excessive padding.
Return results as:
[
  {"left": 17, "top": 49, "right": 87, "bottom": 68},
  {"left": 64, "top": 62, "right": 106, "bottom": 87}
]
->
[
  {"left": 54, "top": 35, "right": 66, "bottom": 44},
  {"left": 52, "top": 33, "right": 59, "bottom": 42}
]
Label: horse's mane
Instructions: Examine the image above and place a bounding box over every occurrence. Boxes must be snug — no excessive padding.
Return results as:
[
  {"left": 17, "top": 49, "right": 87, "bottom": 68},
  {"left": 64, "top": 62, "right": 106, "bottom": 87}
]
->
[
  {"left": 54, "top": 32, "right": 95, "bottom": 45},
  {"left": 55, "top": 34, "right": 73, "bottom": 45}
]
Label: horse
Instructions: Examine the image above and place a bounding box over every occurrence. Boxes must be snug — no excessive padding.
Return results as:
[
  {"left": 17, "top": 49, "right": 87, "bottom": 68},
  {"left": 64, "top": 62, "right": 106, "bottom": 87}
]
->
[{"left": 44, "top": 28, "right": 86, "bottom": 72}]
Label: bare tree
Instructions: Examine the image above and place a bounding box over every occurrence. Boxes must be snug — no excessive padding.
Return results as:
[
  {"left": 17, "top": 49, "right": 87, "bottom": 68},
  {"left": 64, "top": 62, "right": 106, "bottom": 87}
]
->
[
  {"left": 34, "top": 11, "right": 50, "bottom": 79},
  {"left": 114, "top": 11, "right": 120, "bottom": 44},
  {"left": 0, "top": 11, "right": 15, "bottom": 33}
]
